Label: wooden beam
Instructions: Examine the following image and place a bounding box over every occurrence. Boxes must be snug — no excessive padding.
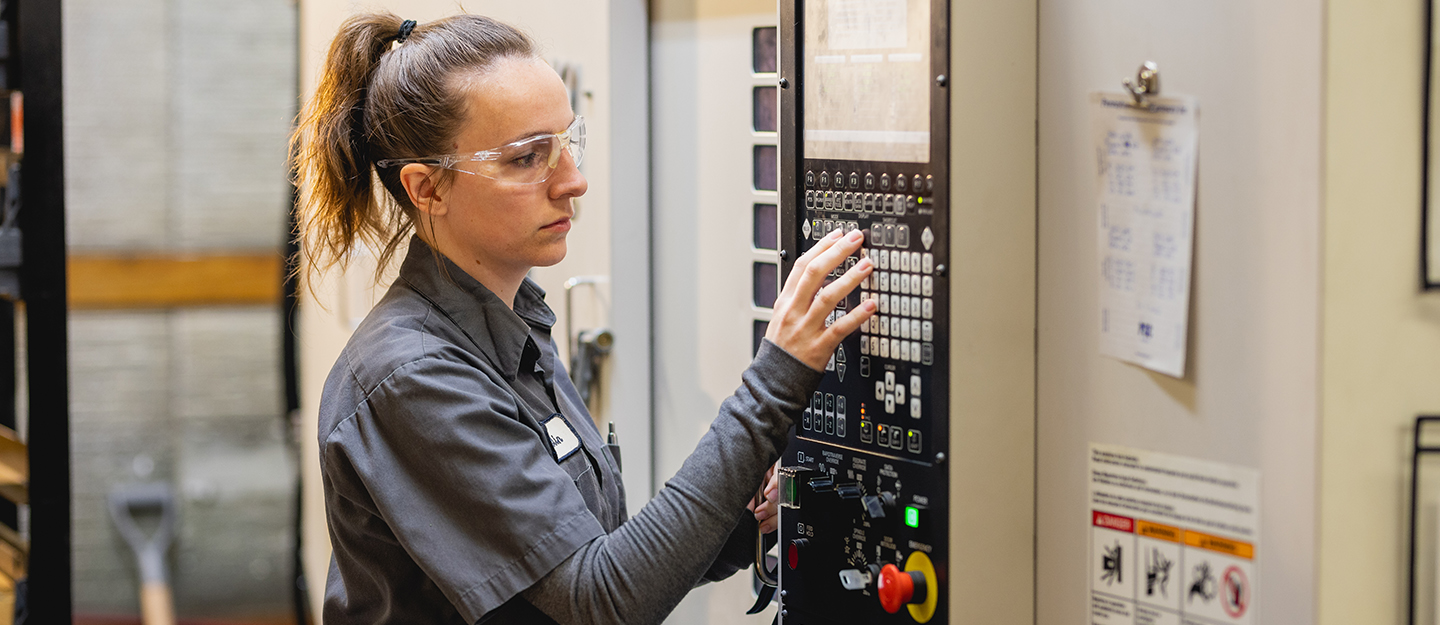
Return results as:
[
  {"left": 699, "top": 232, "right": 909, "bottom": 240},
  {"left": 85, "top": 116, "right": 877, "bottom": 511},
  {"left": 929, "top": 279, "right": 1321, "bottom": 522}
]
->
[{"left": 68, "top": 253, "right": 284, "bottom": 309}]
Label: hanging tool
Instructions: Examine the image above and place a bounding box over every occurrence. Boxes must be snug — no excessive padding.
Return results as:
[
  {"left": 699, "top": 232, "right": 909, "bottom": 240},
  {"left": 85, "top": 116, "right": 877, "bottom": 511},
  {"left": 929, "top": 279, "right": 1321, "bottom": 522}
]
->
[{"left": 108, "top": 482, "right": 177, "bottom": 625}]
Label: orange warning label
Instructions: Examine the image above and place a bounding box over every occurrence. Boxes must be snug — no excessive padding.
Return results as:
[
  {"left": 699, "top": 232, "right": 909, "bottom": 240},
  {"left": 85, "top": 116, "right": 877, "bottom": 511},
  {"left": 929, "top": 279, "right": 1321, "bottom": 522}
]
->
[
  {"left": 1184, "top": 530, "right": 1254, "bottom": 560},
  {"left": 1136, "top": 519, "right": 1181, "bottom": 542}
]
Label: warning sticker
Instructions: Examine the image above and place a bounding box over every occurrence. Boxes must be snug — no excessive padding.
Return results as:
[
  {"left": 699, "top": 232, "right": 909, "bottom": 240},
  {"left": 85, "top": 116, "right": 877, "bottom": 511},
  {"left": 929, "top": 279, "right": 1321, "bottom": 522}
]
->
[{"left": 1089, "top": 443, "right": 1258, "bottom": 625}]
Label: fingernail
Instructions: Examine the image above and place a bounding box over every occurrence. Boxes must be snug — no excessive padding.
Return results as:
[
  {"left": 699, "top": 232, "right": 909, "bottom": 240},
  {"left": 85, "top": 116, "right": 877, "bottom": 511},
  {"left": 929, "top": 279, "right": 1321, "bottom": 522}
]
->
[
  {"left": 858, "top": 257, "right": 873, "bottom": 270},
  {"left": 846, "top": 230, "right": 863, "bottom": 242},
  {"left": 826, "top": 229, "right": 843, "bottom": 240}
]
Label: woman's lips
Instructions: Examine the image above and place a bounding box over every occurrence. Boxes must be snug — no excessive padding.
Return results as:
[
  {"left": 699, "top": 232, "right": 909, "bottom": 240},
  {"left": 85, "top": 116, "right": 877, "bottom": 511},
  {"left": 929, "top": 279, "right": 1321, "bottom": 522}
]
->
[{"left": 542, "top": 217, "right": 572, "bottom": 233}]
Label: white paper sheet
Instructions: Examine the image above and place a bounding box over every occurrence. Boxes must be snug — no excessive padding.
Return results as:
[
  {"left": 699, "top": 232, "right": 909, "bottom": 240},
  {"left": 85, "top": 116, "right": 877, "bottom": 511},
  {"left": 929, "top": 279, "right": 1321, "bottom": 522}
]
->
[{"left": 1091, "top": 93, "right": 1199, "bottom": 377}]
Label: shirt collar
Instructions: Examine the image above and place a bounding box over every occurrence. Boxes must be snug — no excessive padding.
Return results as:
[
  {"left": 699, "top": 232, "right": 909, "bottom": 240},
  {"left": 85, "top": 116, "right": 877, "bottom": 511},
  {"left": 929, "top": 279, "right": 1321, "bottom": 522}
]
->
[{"left": 397, "top": 236, "right": 556, "bottom": 381}]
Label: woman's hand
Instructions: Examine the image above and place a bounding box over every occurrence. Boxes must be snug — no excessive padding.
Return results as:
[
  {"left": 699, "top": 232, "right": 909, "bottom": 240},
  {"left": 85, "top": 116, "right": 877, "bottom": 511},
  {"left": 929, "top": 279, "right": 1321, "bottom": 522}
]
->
[
  {"left": 765, "top": 228, "right": 876, "bottom": 371},
  {"left": 748, "top": 464, "right": 781, "bottom": 534}
]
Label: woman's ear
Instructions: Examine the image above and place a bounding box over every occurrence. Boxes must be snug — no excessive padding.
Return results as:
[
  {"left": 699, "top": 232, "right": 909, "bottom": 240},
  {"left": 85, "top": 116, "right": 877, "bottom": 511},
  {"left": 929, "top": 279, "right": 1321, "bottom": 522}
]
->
[{"left": 400, "top": 163, "right": 447, "bottom": 216}]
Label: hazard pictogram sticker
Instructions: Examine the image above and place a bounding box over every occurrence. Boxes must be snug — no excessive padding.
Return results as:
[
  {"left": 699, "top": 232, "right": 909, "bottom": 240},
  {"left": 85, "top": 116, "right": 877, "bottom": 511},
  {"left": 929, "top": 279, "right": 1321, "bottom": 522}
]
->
[{"left": 1221, "top": 565, "right": 1249, "bottom": 618}]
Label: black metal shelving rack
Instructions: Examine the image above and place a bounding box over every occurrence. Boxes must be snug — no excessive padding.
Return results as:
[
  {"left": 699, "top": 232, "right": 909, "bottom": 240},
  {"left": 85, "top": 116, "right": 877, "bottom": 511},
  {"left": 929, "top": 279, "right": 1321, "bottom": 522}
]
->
[{"left": 16, "top": 0, "right": 69, "bottom": 618}]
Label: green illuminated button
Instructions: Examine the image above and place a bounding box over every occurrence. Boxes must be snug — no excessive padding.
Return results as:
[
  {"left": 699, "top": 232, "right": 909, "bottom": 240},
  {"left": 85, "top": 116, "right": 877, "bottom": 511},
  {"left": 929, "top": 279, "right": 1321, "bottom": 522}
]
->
[{"left": 904, "top": 505, "right": 922, "bottom": 529}]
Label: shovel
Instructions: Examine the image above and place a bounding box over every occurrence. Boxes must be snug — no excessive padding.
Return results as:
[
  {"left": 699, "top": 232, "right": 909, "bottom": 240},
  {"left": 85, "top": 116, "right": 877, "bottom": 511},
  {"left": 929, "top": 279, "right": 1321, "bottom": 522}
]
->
[{"left": 108, "top": 482, "right": 176, "bottom": 625}]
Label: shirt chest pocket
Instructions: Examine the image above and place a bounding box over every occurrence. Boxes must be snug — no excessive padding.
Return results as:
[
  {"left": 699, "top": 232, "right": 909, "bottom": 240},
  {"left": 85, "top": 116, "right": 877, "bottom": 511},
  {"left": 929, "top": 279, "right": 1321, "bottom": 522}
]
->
[{"left": 542, "top": 413, "right": 605, "bottom": 518}]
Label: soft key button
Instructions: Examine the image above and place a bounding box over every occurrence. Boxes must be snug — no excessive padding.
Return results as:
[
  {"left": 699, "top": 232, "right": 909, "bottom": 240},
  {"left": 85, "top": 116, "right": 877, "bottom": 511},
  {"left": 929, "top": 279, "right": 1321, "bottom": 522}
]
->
[
  {"left": 909, "top": 397, "right": 922, "bottom": 419},
  {"left": 922, "top": 276, "right": 933, "bottom": 297},
  {"left": 884, "top": 370, "right": 896, "bottom": 391},
  {"left": 875, "top": 381, "right": 886, "bottom": 401},
  {"left": 922, "top": 252, "right": 934, "bottom": 274},
  {"left": 877, "top": 249, "right": 890, "bottom": 270},
  {"left": 899, "top": 251, "right": 912, "bottom": 272},
  {"left": 894, "top": 382, "right": 906, "bottom": 405},
  {"left": 910, "top": 375, "right": 921, "bottom": 398}
]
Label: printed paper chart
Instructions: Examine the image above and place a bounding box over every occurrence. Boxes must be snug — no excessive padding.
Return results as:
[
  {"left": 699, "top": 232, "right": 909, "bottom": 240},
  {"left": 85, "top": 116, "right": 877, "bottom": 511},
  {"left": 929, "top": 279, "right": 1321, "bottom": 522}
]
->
[{"left": 1089, "top": 444, "right": 1258, "bottom": 625}]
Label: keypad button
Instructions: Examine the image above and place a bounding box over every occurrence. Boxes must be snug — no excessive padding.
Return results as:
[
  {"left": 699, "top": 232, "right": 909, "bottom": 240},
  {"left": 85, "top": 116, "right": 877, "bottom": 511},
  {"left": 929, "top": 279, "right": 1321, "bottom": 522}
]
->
[
  {"left": 922, "top": 321, "right": 933, "bottom": 342},
  {"left": 925, "top": 174, "right": 934, "bottom": 194},
  {"left": 860, "top": 334, "right": 870, "bottom": 355},
  {"left": 910, "top": 319, "right": 921, "bottom": 342},
  {"left": 922, "top": 253, "right": 934, "bottom": 274},
  {"left": 910, "top": 374, "right": 922, "bottom": 397},
  {"left": 894, "top": 382, "right": 906, "bottom": 404},
  {"left": 897, "top": 225, "right": 911, "bottom": 248},
  {"left": 812, "top": 391, "right": 823, "bottom": 413},
  {"left": 833, "top": 171, "right": 844, "bottom": 189},
  {"left": 875, "top": 381, "right": 885, "bottom": 400},
  {"left": 864, "top": 172, "right": 875, "bottom": 190},
  {"left": 877, "top": 271, "right": 888, "bottom": 292},
  {"left": 880, "top": 173, "right": 891, "bottom": 191},
  {"left": 892, "top": 429, "right": 905, "bottom": 450},
  {"left": 885, "top": 394, "right": 896, "bottom": 414},
  {"left": 922, "top": 276, "right": 933, "bottom": 297},
  {"left": 922, "top": 298, "right": 933, "bottom": 320},
  {"left": 907, "top": 195, "right": 918, "bottom": 214},
  {"left": 823, "top": 219, "right": 833, "bottom": 235},
  {"left": 806, "top": 170, "right": 816, "bottom": 188},
  {"left": 909, "top": 251, "right": 921, "bottom": 269},
  {"left": 878, "top": 424, "right": 890, "bottom": 447},
  {"left": 802, "top": 409, "right": 812, "bottom": 430},
  {"left": 864, "top": 194, "right": 875, "bottom": 213},
  {"left": 895, "top": 175, "right": 907, "bottom": 192},
  {"left": 878, "top": 316, "right": 889, "bottom": 337},
  {"left": 803, "top": 219, "right": 813, "bottom": 239},
  {"left": 877, "top": 249, "right": 889, "bottom": 270},
  {"left": 894, "top": 194, "right": 906, "bottom": 216},
  {"left": 826, "top": 412, "right": 835, "bottom": 435},
  {"left": 907, "top": 429, "right": 921, "bottom": 453},
  {"left": 805, "top": 191, "right": 815, "bottom": 208},
  {"left": 884, "top": 370, "right": 896, "bottom": 391},
  {"left": 921, "top": 227, "right": 935, "bottom": 250},
  {"left": 849, "top": 173, "right": 860, "bottom": 189},
  {"left": 899, "top": 251, "right": 911, "bottom": 273},
  {"left": 911, "top": 341, "right": 922, "bottom": 363},
  {"left": 860, "top": 420, "right": 873, "bottom": 443},
  {"left": 910, "top": 398, "right": 922, "bottom": 419},
  {"left": 900, "top": 297, "right": 911, "bottom": 317},
  {"left": 889, "top": 294, "right": 900, "bottom": 315},
  {"left": 869, "top": 223, "right": 883, "bottom": 245},
  {"left": 869, "top": 337, "right": 878, "bottom": 356},
  {"left": 879, "top": 338, "right": 890, "bottom": 359},
  {"left": 922, "top": 343, "right": 933, "bottom": 365},
  {"left": 912, "top": 175, "right": 923, "bottom": 193},
  {"left": 836, "top": 416, "right": 847, "bottom": 437},
  {"left": 910, "top": 296, "right": 920, "bottom": 316},
  {"left": 884, "top": 224, "right": 896, "bottom": 246},
  {"left": 819, "top": 171, "right": 830, "bottom": 188}
]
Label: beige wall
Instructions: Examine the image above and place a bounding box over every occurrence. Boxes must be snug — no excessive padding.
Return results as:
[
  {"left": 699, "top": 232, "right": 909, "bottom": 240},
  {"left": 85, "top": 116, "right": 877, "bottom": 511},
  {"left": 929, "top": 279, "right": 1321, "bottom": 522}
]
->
[
  {"left": 1036, "top": 1, "right": 1324, "bottom": 622},
  {"left": 1320, "top": 0, "right": 1440, "bottom": 622}
]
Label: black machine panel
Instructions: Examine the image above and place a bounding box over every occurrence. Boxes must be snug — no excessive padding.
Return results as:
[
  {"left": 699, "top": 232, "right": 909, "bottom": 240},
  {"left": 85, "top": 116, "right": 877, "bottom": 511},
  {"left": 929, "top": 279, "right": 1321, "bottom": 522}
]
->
[{"left": 777, "top": 0, "right": 949, "bottom": 623}]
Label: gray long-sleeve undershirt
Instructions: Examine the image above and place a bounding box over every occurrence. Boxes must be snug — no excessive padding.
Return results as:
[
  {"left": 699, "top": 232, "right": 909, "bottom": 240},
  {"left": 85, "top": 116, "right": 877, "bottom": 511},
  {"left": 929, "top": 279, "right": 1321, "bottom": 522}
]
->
[{"left": 521, "top": 340, "right": 820, "bottom": 624}]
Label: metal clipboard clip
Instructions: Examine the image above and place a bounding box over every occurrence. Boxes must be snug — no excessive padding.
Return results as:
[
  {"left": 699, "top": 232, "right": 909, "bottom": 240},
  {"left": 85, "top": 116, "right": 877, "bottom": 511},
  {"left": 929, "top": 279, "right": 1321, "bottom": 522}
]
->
[{"left": 1122, "top": 61, "right": 1161, "bottom": 109}]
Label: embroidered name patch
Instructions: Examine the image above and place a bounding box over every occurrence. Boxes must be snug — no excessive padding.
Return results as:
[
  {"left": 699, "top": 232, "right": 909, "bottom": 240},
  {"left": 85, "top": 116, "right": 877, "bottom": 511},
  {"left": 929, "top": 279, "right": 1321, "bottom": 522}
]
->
[{"left": 542, "top": 413, "right": 581, "bottom": 462}]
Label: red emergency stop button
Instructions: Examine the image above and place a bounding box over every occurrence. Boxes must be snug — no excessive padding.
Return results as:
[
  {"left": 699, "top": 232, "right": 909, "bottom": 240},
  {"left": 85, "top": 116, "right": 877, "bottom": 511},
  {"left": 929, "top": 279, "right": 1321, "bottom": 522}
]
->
[
  {"left": 878, "top": 563, "right": 928, "bottom": 613},
  {"left": 787, "top": 538, "right": 808, "bottom": 569}
]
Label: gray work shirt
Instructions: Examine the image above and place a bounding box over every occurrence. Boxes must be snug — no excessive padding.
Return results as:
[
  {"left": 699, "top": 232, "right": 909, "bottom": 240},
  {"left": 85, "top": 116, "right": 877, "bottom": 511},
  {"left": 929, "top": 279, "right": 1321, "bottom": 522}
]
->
[{"left": 319, "top": 236, "right": 626, "bottom": 623}]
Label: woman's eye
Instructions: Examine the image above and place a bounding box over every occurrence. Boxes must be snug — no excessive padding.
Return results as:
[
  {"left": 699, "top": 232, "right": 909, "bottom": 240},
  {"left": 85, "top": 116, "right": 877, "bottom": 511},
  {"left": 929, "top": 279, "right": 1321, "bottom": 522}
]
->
[{"left": 511, "top": 151, "right": 544, "bottom": 168}]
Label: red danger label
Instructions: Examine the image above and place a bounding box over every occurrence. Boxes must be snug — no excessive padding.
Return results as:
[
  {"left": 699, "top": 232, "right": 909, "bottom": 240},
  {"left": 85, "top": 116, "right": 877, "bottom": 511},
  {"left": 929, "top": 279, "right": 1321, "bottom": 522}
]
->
[{"left": 1092, "top": 511, "right": 1135, "bottom": 533}]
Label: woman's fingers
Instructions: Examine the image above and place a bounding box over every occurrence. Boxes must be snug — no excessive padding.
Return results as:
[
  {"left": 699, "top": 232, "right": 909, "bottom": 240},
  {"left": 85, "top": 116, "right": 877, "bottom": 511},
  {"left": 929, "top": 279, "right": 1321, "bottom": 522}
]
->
[
  {"left": 786, "top": 229, "right": 865, "bottom": 308},
  {"left": 808, "top": 256, "right": 873, "bottom": 326}
]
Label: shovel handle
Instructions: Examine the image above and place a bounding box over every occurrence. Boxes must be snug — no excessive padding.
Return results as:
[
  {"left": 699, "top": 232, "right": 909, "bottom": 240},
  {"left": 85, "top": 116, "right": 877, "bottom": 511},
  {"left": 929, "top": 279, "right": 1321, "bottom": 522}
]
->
[{"left": 141, "top": 581, "right": 175, "bottom": 625}]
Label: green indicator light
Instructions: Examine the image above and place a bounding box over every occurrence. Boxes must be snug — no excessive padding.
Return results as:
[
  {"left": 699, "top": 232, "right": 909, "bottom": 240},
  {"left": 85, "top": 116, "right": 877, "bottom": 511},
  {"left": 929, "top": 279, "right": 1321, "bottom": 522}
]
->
[{"left": 905, "top": 506, "right": 920, "bottom": 528}]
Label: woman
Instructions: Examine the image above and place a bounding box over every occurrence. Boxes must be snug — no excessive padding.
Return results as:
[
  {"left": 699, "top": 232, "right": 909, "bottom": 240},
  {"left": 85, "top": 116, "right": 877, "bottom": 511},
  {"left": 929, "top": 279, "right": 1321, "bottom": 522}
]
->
[{"left": 293, "top": 12, "right": 875, "bottom": 624}]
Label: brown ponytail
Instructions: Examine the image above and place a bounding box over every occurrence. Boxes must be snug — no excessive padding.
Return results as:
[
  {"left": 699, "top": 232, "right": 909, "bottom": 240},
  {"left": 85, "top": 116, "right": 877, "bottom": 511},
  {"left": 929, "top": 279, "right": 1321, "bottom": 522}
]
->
[{"left": 291, "top": 11, "right": 536, "bottom": 287}]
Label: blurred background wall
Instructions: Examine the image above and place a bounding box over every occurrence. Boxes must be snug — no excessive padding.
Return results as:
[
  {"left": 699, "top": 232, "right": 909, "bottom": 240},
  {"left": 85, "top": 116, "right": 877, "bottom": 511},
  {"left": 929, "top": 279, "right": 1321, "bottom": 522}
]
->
[{"left": 62, "top": 0, "right": 299, "bottom": 621}]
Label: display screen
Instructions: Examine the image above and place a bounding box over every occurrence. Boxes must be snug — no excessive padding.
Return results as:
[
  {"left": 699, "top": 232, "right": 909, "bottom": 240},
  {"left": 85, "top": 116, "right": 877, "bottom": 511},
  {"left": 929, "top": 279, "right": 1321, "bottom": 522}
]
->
[{"left": 802, "top": 0, "right": 930, "bottom": 163}]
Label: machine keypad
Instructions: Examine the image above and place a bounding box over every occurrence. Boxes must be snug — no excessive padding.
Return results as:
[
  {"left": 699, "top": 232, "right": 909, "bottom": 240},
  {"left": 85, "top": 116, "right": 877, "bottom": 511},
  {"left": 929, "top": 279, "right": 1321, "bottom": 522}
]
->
[{"left": 801, "top": 167, "right": 937, "bottom": 455}]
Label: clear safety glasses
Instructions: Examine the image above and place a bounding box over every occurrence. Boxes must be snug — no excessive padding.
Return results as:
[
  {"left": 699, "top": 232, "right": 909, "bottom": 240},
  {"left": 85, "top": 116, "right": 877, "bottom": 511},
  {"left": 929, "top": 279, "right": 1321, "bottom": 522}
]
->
[{"left": 376, "top": 116, "right": 585, "bottom": 185}]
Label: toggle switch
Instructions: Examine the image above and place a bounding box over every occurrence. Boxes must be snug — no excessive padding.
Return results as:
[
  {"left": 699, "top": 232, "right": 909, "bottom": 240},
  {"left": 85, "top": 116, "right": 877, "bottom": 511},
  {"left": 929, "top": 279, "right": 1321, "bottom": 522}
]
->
[
  {"left": 861, "top": 491, "right": 897, "bottom": 519},
  {"left": 878, "top": 563, "right": 929, "bottom": 614}
]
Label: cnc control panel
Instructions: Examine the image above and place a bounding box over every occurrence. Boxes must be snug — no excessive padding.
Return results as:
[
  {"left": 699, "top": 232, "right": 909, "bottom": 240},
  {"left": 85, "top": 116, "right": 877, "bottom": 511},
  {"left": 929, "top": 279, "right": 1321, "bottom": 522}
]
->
[{"left": 776, "top": 0, "right": 950, "bottom": 623}]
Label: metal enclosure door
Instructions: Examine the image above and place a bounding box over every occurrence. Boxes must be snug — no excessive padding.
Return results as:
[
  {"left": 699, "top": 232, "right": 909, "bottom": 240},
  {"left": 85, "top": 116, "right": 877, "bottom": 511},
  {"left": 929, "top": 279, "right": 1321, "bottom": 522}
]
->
[
  {"left": 649, "top": 0, "right": 782, "bottom": 622},
  {"left": 1036, "top": 1, "right": 1322, "bottom": 624}
]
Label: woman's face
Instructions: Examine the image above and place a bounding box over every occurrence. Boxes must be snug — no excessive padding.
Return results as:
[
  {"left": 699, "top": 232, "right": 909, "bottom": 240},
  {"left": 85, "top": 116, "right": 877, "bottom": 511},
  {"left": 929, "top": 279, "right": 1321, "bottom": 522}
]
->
[{"left": 436, "top": 57, "right": 586, "bottom": 279}]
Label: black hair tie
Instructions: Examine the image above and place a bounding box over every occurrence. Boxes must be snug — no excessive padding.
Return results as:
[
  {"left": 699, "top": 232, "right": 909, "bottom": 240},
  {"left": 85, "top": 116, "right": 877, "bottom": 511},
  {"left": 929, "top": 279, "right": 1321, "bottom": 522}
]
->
[{"left": 396, "top": 19, "right": 417, "bottom": 44}]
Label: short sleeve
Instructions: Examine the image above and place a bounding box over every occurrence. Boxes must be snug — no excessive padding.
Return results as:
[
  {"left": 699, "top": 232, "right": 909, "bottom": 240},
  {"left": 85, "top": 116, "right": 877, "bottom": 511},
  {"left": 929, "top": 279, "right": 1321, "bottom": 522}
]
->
[{"left": 322, "top": 354, "right": 605, "bottom": 623}]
